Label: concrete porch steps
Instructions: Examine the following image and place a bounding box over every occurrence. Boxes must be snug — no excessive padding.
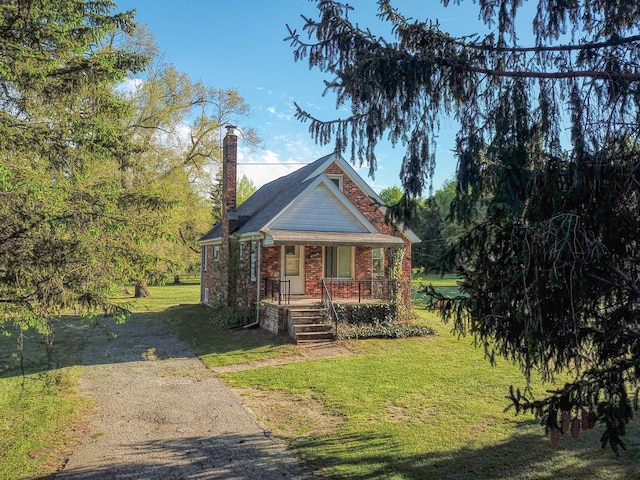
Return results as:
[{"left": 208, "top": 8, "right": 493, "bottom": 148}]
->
[{"left": 288, "top": 305, "right": 335, "bottom": 344}]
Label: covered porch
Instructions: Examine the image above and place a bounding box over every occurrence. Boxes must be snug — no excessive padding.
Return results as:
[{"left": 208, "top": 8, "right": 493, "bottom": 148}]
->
[
  {"left": 259, "top": 228, "right": 405, "bottom": 303},
  {"left": 261, "top": 277, "right": 397, "bottom": 306}
]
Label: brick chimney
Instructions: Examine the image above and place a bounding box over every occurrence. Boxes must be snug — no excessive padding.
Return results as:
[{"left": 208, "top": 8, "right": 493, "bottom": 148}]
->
[
  {"left": 222, "top": 125, "right": 238, "bottom": 214},
  {"left": 220, "top": 125, "right": 239, "bottom": 306}
]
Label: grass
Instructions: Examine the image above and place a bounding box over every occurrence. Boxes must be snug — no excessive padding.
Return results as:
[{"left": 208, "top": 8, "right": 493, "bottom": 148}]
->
[
  {"left": 412, "top": 272, "right": 462, "bottom": 304},
  {"left": 0, "top": 369, "right": 93, "bottom": 480},
  {"left": 221, "top": 310, "right": 640, "bottom": 479},
  {"left": 4, "top": 279, "right": 640, "bottom": 479},
  {"left": 165, "top": 304, "right": 296, "bottom": 367}
]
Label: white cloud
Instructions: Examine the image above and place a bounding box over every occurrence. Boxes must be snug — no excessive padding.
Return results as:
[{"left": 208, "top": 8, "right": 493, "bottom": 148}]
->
[
  {"left": 237, "top": 148, "right": 306, "bottom": 188},
  {"left": 115, "top": 77, "right": 143, "bottom": 95}
]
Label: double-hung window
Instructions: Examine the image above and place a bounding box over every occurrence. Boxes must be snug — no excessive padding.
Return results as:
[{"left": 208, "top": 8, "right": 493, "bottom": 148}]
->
[
  {"left": 324, "top": 246, "right": 353, "bottom": 278},
  {"left": 372, "top": 248, "right": 384, "bottom": 277}
]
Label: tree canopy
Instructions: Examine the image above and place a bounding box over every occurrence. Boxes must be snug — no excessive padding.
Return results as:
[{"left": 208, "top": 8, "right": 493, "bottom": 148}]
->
[
  {"left": 117, "top": 33, "right": 257, "bottom": 292},
  {"left": 288, "top": 0, "right": 640, "bottom": 453},
  {"left": 0, "top": 0, "right": 156, "bottom": 339}
]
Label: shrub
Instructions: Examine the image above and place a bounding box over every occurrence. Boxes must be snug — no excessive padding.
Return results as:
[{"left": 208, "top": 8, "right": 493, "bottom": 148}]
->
[
  {"left": 337, "top": 322, "right": 434, "bottom": 340},
  {"left": 210, "top": 306, "right": 254, "bottom": 329},
  {"left": 334, "top": 302, "right": 397, "bottom": 325}
]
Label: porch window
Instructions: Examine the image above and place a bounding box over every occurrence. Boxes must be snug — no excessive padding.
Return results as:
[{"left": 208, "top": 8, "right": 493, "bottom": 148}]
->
[
  {"left": 324, "top": 246, "right": 353, "bottom": 278},
  {"left": 372, "top": 248, "right": 384, "bottom": 277}
]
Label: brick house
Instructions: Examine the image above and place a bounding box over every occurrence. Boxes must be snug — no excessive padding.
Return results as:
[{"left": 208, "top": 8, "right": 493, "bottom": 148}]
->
[{"left": 198, "top": 127, "right": 419, "bottom": 341}]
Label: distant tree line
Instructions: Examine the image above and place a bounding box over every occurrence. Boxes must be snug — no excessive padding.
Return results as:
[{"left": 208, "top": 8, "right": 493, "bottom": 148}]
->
[{"left": 379, "top": 181, "right": 483, "bottom": 273}]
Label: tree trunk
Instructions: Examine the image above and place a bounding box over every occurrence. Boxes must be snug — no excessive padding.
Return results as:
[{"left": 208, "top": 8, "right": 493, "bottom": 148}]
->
[
  {"left": 134, "top": 279, "right": 151, "bottom": 298},
  {"left": 173, "top": 274, "right": 181, "bottom": 284}
]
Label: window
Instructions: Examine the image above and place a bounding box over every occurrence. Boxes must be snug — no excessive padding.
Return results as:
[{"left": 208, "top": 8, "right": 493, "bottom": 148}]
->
[
  {"left": 324, "top": 246, "right": 353, "bottom": 278},
  {"left": 372, "top": 248, "right": 384, "bottom": 277},
  {"left": 204, "top": 287, "right": 209, "bottom": 304},
  {"left": 284, "top": 245, "right": 300, "bottom": 276},
  {"left": 328, "top": 174, "right": 343, "bottom": 190},
  {"left": 213, "top": 246, "right": 219, "bottom": 262},
  {"left": 201, "top": 246, "right": 207, "bottom": 272},
  {"left": 239, "top": 241, "right": 244, "bottom": 261},
  {"left": 250, "top": 241, "right": 257, "bottom": 282}
]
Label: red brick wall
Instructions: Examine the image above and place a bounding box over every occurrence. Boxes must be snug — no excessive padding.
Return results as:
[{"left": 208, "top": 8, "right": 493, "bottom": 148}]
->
[
  {"left": 325, "top": 162, "right": 413, "bottom": 307},
  {"left": 203, "top": 160, "right": 414, "bottom": 311},
  {"left": 261, "top": 246, "right": 279, "bottom": 281},
  {"left": 201, "top": 244, "right": 223, "bottom": 305},
  {"left": 304, "top": 246, "right": 323, "bottom": 297}
]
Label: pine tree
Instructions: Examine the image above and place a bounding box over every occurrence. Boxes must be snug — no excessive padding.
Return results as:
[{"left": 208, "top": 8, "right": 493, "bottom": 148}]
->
[{"left": 287, "top": 0, "right": 640, "bottom": 453}]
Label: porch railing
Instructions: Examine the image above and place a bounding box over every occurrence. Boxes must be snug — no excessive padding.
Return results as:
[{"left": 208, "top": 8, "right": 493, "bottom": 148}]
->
[
  {"left": 321, "top": 279, "right": 340, "bottom": 336},
  {"left": 262, "top": 277, "right": 291, "bottom": 305},
  {"left": 321, "top": 278, "right": 396, "bottom": 303}
]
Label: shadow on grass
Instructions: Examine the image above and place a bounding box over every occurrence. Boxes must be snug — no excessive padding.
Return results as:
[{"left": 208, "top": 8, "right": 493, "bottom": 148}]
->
[
  {"left": 23, "top": 428, "right": 637, "bottom": 480},
  {"left": 34, "top": 433, "right": 308, "bottom": 479},
  {"left": 0, "top": 304, "right": 292, "bottom": 378},
  {"left": 292, "top": 427, "right": 639, "bottom": 480}
]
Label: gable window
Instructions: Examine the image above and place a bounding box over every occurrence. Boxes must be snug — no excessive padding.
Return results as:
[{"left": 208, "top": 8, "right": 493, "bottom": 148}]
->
[
  {"left": 372, "top": 248, "right": 384, "bottom": 277},
  {"left": 324, "top": 246, "right": 353, "bottom": 278},
  {"left": 328, "top": 174, "right": 343, "bottom": 190}
]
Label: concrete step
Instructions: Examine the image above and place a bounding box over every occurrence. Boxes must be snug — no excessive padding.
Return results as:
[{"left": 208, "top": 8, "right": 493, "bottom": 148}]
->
[
  {"left": 290, "top": 315, "right": 329, "bottom": 325},
  {"left": 294, "top": 330, "right": 335, "bottom": 343},
  {"left": 292, "top": 323, "right": 334, "bottom": 333},
  {"left": 288, "top": 308, "right": 326, "bottom": 316}
]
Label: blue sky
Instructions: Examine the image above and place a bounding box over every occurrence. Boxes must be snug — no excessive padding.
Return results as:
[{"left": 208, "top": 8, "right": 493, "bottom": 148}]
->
[{"left": 114, "top": 1, "right": 484, "bottom": 194}]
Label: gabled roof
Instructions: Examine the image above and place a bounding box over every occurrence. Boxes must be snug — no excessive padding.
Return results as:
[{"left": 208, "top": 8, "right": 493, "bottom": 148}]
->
[{"left": 198, "top": 153, "right": 419, "bottom": 245}]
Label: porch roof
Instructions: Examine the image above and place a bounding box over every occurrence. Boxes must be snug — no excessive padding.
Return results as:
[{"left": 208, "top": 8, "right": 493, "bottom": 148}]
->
[{"left": 262, "top": 229, "right": 406, "bottom": 247}]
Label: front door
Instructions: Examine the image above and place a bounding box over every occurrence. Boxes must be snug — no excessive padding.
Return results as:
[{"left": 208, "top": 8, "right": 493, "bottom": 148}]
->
[{"left": 282, "top": 245, "right": 304, "bottom": 295}]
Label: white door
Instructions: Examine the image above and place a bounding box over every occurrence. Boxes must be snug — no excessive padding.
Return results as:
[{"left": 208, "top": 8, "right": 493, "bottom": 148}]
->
[{"left": 282, "top": 245, "right": 304, "bottom": 295}]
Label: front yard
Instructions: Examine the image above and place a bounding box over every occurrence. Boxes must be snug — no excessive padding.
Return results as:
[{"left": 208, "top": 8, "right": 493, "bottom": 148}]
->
[{"left": 2, "top": 278, "right": 639, "bottom": 479}]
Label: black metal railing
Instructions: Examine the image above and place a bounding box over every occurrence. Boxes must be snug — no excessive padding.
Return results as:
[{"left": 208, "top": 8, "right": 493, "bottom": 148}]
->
[
  {"left": 321, "top": 279, "right": 340, "bottom": 336},
  {"left": 321, "top": 278, "right": 396, "bottom": 303},
  {"left": 262, "top": 277, "right": 291, "bottom": 305}
]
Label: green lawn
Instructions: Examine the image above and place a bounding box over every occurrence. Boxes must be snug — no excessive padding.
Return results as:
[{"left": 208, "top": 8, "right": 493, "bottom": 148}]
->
[
  {"left": 3, "top": 281, "right": 639, "bottom": 479},
  {"left": 412, "top": 272, "right": 462, "bottom": 307},
  {"left": 221, "top": 310, "right": 640, "bottom": 479}
]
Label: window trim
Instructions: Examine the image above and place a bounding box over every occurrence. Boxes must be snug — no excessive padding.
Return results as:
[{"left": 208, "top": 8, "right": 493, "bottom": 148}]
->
[
  {"left": 324, "top": 245, "right": 354, "bottom": 279},
  {"left": 202, "top": 245, "right": 207, "bottom": 272},
  {"left": 372, "top": 247, "right": 385, "bottom": 277},
  {"left": 250, "top": 241, "right": 257, "bottom": 282},
  {"left": 327, "top": 174, "right": 343, "bottom": 190}
]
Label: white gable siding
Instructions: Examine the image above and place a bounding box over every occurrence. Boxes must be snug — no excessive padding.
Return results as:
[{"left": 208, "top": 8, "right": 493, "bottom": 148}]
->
[{"left": 272, "top": 183, "right": 369, "bottom": 232}]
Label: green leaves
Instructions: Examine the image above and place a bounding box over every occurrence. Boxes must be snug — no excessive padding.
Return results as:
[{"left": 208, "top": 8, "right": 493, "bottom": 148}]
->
[
  {"left": 288, "top": 0, "right": 640, "bottom": 452},
  {"left": 0, "top": 0, "right": 162, "bottom": 334}
]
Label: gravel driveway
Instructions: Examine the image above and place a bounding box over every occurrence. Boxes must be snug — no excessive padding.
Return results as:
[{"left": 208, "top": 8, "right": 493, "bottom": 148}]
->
[{"left": 55, "top": 315, "right": 312, "bottom": 479}]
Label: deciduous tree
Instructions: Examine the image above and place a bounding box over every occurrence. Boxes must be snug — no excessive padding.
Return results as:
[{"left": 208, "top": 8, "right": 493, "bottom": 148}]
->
[
  {"left": 288, "top": 0, "right": 640, "bottom": 453},
  {"left": 119, "top": 32, "right": 258, "bottom": 295}
]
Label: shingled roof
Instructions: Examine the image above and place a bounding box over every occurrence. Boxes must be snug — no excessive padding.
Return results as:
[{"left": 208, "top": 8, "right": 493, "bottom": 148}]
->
[
  {"left": 198, "top": 152, "right": 421, "bottom": 246},
  {"left": 198, "top": 153, "right": 337, "bottom": 243}
]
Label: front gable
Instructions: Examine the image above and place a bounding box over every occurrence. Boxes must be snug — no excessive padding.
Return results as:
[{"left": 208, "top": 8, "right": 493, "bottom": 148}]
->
[{"left": 265, "top": 176, "right": 377, "bottom": 233}]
